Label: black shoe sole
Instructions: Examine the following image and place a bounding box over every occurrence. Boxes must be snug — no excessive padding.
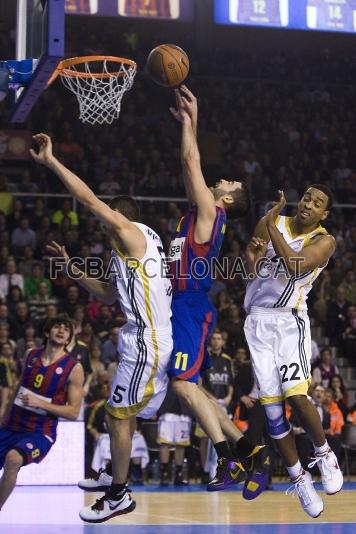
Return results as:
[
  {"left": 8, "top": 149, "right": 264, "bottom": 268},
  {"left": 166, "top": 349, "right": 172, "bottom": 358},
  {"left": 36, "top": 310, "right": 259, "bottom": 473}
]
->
[
  {"left": 78, "top": 483, "right": 111, "bottom": 492},
  {"left": 80, "top": 500, "right": 136, "bottom": 523}
]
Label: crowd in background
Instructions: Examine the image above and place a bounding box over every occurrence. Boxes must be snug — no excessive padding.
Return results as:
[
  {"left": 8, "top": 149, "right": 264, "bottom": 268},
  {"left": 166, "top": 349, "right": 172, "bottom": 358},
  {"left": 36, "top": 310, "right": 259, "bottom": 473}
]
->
[{"left": 1, "top": 18, "right": 356, "bottom": 480}]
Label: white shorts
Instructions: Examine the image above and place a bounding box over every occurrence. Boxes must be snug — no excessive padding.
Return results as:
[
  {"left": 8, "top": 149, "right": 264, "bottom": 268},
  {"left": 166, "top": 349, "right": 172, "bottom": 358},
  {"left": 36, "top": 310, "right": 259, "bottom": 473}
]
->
[
  {"left": 106, "top": 325, "right": 173, "bottom": 419},
  {"left": 244, "top": 307, "right": 312, "bottom": 405},
  {"left": 158, "top": 413, "right": 192, "bottom": 446}
]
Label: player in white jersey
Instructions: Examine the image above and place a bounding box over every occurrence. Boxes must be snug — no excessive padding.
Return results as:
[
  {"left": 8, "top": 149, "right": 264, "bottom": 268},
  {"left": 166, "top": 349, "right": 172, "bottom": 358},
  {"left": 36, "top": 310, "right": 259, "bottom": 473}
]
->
[
  {"left": 244, "top": 184, "right": 343, "bottom": 518},
  {"left": 31, "top": 134, "right": 172, "bottom": 523}
]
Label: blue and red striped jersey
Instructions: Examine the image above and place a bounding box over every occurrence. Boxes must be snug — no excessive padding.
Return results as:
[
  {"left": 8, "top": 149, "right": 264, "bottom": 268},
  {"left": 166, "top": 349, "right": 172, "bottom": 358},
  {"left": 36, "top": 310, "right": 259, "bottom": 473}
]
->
[
  {"left": 168, "top": 207, "right": 226, "bottom": 293},
  {"left": 6, "top": 348, "right": 77, "bottom": 440}
]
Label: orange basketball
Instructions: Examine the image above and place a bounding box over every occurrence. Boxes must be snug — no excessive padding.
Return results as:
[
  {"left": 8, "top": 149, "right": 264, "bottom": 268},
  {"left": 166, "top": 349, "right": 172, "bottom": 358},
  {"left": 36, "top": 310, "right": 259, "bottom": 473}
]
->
[{"left": 146, "top": 44, "right": 189, "bottom": 88}]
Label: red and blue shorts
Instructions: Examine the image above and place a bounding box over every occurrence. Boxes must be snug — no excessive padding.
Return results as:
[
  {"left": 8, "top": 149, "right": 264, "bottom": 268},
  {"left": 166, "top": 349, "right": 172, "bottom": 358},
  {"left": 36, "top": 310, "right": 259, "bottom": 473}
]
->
[
  {"left": 169, "top": 291, "right": 216, "bottom": 384},
  {"left": 0, "top": 428, "right": 53, "bottom": 469}
]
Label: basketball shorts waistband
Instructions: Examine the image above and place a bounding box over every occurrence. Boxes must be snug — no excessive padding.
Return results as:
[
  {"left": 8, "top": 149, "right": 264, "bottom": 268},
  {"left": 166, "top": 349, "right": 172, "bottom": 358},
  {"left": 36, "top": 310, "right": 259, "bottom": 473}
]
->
[{"left": 249, "top": 306, "right": 308, "bottom": 317}]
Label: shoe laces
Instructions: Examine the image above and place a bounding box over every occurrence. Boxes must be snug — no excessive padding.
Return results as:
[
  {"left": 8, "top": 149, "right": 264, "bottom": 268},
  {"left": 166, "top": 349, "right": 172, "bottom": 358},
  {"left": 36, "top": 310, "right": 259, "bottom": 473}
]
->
[
  {"left": 91, "top": 487, "right": 131, "bottom": 512},
  {"left": 91, "top": 494, "right": 109, "bottom": 512},
  {"left": 286, "top": 474, "right": 315, "bottom": 507},
  {"left": 308, "top": 451, "right": 337, "bottom": 480},
  {"left": 93, "top": 468, "right": 105, "bottom": 481}
]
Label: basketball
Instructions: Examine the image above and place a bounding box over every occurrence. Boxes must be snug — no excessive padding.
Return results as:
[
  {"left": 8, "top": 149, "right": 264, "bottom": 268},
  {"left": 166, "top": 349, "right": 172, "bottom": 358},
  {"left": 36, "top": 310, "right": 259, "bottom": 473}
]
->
[{"left": 146, "top": 44, "right": 189, "bottom": 87}]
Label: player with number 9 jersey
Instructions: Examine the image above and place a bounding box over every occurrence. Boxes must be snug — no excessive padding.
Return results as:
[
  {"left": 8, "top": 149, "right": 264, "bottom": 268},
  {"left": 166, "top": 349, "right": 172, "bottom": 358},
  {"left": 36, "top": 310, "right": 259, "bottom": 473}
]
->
[{"left": 0, "top": 314, "right": 84, "bottom": 511}]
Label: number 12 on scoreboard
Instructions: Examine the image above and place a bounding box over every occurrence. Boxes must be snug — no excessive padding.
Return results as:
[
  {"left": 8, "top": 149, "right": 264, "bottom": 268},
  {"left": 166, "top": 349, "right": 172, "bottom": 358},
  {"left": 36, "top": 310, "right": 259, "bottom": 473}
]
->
[{"left": 229, "top": 0, "right": 289, "bottom": 27}]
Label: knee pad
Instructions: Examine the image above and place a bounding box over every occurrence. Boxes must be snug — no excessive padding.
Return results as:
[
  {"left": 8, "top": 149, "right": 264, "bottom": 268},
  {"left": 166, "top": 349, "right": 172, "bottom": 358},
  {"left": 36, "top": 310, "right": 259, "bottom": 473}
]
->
[{"left": 263, "top": 401, "right": 291, "bottom": 440}]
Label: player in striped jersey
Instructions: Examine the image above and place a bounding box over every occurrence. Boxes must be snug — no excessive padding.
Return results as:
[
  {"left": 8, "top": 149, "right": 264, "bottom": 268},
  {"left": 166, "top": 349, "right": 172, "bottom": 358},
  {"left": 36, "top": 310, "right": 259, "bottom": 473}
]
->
[
  {"left": 168, "top": 87, "right": 271, "bottom": 499},
  {"left": 31, "top": 134, "right": 172, "bottom": 523},
  {"left": 244, "top": 186, "right": 343, "bottom": 517},
  {"left": 0, "top": 314, "right": 84, "bottom": 511}
]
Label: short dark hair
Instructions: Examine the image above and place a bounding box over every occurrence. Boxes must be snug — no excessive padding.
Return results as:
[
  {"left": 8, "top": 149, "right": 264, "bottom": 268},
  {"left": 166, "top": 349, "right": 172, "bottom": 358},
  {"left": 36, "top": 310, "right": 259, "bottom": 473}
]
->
[
  {"left": 306, "top": 184, "right": 334, "bottom": 210},
  {"left": 222, "top": 183, "right": 250, "bottom": 219},
  {"left": 108, "top": 195, "right": 140, "bottom": 222},
  {"left": 43, "top": 313, "right": 74, "bottom": 344}
]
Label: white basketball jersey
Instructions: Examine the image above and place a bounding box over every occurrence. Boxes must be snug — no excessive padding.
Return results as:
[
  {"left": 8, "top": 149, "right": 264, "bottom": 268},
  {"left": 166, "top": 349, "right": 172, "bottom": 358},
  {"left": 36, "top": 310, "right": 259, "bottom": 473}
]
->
[
  {"left": 110, "top": 223, "right": 172, "bottom": 330},
  {"left": 244, "top": 216, "right": 329, "bottom": 313}
]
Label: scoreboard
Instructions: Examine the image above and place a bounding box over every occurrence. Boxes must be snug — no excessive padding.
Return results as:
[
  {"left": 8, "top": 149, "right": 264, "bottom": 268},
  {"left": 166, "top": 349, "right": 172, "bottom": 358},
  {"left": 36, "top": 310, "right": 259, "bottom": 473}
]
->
[
  {"left": 215, "top": 0, "right": 356, "bottom": 32},
  {"left": 65, "top": 0, "right": 193, "bottom": 20}
]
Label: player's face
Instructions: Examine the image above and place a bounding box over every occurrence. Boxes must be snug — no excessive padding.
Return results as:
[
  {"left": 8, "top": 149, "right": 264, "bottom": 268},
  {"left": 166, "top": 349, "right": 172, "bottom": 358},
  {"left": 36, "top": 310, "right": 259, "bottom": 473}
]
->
[
  {"left": 297, "top": 188, "right": 329, "bottom": 225},
  {"left": 49, "top": 323, "right": 71, "bottom": 346},
  {"left": 210, "top": 179, "right": 243, "bottom": 194}
]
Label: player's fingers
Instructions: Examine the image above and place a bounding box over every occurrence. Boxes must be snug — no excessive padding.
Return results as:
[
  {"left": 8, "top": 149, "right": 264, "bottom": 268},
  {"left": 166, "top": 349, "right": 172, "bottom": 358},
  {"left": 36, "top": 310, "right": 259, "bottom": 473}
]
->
[
  {"left": 181, "top": 96, "right": 190, "bottom": 107},
  {"left": 32, "top": 133, "right": 46, "bottom": 144},
  {"left": 180, "top": 85, "right": 194, "bottom": 100},
  {"left": 176, "top": 90, "right": 184, "bottom": 107},
  {"left": 174, "top": 89, "right": 180, "bottom": 106},
  {"left": 29, "top": 149, "right": 39, "bottom": 160},
  {"left": 169, "top": 108, "right": 180, "bottom": 120},
  {"left": 278, "top": 190, "right": 286, "bottom": 202}
]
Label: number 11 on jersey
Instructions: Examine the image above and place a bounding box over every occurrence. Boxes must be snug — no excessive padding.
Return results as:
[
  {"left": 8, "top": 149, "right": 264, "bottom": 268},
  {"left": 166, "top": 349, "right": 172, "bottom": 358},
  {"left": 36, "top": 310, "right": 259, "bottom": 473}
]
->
[{"left": 175, "top": 352, "right": 188, "bottom": 371}]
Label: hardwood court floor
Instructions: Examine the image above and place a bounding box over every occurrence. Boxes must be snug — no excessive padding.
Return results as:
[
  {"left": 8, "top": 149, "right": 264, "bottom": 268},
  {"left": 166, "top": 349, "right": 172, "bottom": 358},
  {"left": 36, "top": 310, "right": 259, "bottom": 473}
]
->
[{"left": 1, "top": 484, "right": 355, "bottom": 533}]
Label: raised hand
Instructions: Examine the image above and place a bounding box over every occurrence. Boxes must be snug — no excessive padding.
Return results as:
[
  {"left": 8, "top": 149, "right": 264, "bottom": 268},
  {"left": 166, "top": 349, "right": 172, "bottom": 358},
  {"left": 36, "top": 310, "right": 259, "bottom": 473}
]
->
[
  {"left": 169, "top": 88, "right": 191, "bottom": 124},
  {"left": 179, "top": 85, "right": 198, "bottom": 125},
  {"left": 265, "top": 190, "right": 286, "bottom": 227},
  {"left": 30, "top": 133, "right": 55, "bottom": 166},
  {"left": 46, "top": 241, "right": 70, "bottom": 262},
  {"left": 246, "top": 236, "right": 268, "bottom": 264}
]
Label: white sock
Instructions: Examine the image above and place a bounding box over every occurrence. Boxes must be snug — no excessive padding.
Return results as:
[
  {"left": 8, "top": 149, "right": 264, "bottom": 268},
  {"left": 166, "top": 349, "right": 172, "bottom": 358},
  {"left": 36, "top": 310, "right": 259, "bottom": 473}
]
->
[
  {"left": 314, "top": 441, "right": 329, "bottom": 455},
  {"left": 287, "top": 461, "right": 303, "bottom": 481}
]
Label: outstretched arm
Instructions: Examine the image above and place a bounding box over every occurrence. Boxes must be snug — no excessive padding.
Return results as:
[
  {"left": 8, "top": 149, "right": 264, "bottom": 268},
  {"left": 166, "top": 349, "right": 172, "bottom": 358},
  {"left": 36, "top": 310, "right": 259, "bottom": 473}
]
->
[
  {"left": 171, "top": 88, "right": 216, "bottom": 241},
  {"left": 30, "top": 134, "right": 146, "bottom": 258},
  {"left": 47, "top": 241, "right": 118, "bottom": 305},
  {"left": 170, "top": 86, "right": 197, "bottom": 203}
]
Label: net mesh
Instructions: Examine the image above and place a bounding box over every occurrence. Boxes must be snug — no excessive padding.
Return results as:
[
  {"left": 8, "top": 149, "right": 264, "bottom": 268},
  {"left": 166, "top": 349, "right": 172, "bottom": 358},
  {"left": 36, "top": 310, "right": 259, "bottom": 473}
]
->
[{"left": 59, "top": 59, "right": 137, "bottom": 125}]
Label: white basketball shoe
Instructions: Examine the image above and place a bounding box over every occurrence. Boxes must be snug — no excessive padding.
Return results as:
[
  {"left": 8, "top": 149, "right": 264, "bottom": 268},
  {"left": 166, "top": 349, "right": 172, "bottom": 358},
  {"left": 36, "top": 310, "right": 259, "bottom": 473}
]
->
[
  {"left": 308, "top": 448, "right": 343, "bottom": 495},
  {"left": 78, "top": 468, "right": 113, "bottom": 492},
  {"left": 79, "top": 489, "right": 136, "bottom": 523},
  {"left": 286, "top": 470, "right": 324, "bottom": 518}
]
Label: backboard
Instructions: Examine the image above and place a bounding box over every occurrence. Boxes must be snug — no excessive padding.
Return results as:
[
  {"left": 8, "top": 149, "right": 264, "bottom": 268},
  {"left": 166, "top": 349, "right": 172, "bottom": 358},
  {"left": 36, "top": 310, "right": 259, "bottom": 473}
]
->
[{"left": 9, "top": 0, "right": 65, "bottom": 123}]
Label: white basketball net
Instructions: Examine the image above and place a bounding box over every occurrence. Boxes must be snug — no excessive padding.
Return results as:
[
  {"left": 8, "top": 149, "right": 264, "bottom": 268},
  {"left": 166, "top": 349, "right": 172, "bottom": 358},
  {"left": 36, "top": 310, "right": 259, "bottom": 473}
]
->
[{"left": 59, "top": 59, "right": 137, "bottom": 125}]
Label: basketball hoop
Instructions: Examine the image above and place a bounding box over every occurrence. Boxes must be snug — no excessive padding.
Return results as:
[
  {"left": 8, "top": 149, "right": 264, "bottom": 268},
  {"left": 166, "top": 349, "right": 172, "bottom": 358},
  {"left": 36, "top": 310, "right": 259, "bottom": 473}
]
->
[{"left": 48, "top": 56, "right": 137, "bottom": 125}]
